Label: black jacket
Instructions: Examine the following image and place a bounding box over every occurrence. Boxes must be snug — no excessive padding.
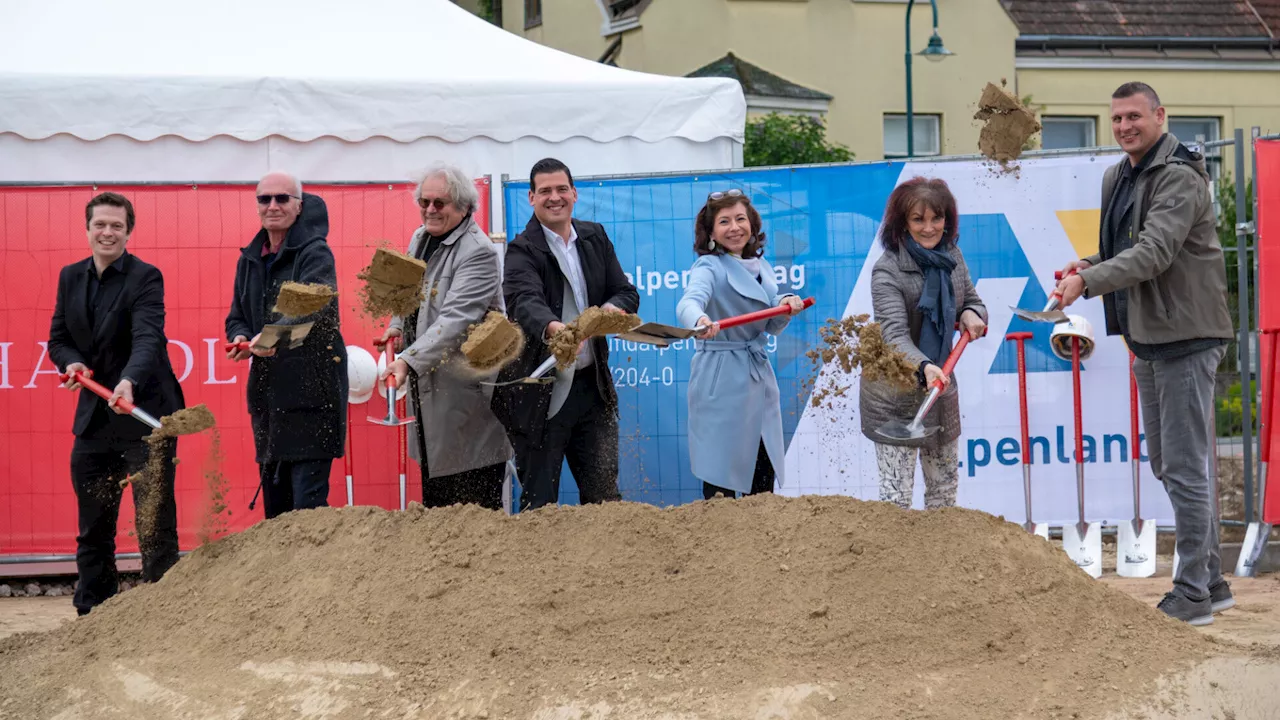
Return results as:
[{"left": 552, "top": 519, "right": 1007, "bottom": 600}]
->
[
  {"left": 491, "top": 216, "right": 639, "bottom": 441},
  {"left": 48, "top": 252, "right": 185, "bottom": 442},
  {"left": 225, "top": 193, "right": 348, "bottom": 462}
]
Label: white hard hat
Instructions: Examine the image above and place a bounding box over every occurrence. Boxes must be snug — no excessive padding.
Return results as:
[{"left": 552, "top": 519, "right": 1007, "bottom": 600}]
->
[
  {"left": 1049, "top": 314, "right": 1096, "bottom": 362},
  {"left": 346, "top": 345, "right": 377, "bottom": 404},
  {"left": 377, "top": 349, "right": 408, "bottom": 401}
]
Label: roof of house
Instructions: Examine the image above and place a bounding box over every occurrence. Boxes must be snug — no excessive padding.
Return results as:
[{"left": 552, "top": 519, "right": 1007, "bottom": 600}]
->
[
  {"left": 1003, "top": 0, "right": 1276, "bottom": 38},
  {"left": 686, "top": 52, "right": 832, "bottom": 101}
]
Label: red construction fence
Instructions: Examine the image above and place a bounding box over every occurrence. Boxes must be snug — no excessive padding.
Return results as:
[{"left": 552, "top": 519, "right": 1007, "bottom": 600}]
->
[
  {"left": 1258, "top": 139, "right": 1280, "bottom": 524},
  {"left": 0, "top": 180, "right": 491, "bottom": 557}
]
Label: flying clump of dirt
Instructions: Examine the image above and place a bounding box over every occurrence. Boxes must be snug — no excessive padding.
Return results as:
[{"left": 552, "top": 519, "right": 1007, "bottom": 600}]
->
[
  {"left": 356, "top": 246, "right": 427, "bottom": 319},
  {"left": 548, "top": 307, "right": 642, "bottom": 370},
  {"left": 461, "top": 311, "right": 525, "bottom": 372},
  {"left": 272, "top": 282, "right": 336, "bottom": 317},
  {"left": 974, "top": 79, "right": 1041, "bottom": 172},
  {"left": 197, "top": 429, "right": 232, "bottom": 546},
  {"left": 804, "top": 315, "right": 917, "bottom": 408}
]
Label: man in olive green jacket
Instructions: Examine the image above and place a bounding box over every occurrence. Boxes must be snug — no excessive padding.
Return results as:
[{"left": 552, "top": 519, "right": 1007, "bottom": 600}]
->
[{"left": 1056, "top": 82, "right": 1234, "bottom": 626}]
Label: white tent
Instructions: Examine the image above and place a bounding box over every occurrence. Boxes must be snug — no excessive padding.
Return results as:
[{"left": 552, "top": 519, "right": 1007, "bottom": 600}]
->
[{"left": 0, "top": 0, "right": 746, "bottom": 230}]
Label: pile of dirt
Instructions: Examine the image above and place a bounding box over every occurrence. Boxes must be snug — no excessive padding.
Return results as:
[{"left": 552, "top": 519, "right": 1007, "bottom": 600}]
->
[
  {"left": 460, "top": 311, "right": 525, "bottom": 372},
  {"left": 272, "top": 281, "right": 336, "bottom": 317},
  {"left": 805, "top": 315, "right": 917, "bottom": 408},
  {"left": 549, "top": 306, "right": 642, "bottom": 369},
  {"left": 974, "top": 80, "right": 1041, "bottom": 170},
  {"left": 356, "top": 247, "right": 427, "bottom": 318},
  {"left": 0, "top": 495, "right": 1237, "bottom": 719}
]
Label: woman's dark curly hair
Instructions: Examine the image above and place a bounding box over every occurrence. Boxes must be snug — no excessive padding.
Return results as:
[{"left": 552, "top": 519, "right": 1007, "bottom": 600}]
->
[
  {"left": 878, "top": 176, "right": 959, "bottom": 252},
  {"left": 694, "top": 191, "right": 766, "bottom": 258}
]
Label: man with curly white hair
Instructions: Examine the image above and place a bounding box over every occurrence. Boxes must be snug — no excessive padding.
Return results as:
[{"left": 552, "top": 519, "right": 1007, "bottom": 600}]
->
[{"left": 379, "top": 163, "right": 513, "bottom": 510}]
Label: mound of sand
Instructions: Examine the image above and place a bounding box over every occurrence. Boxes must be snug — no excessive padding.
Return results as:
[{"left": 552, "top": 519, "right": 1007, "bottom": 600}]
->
[
  {"left": 461, "top": 311, "right": 525, "bottom": 372},
  {"left": 356, "top": 247, "right": 427, "bottom": 318},
  {"left": 974, "top": 80, "right": 1042, "bottom": 168},
  {"left": 549, "top": 307, "right": 642, "bottom": 369},
  {"left": 0, "top": 494, "right": 1235, "bottom": 719},
  {"left": 273, "top": 282, "right": 336, "bottom": 317}
]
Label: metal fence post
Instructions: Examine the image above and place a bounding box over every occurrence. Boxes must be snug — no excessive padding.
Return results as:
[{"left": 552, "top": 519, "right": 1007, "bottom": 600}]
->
[
  {"left": 1253, "top": 127, "right": 1264, "bottom": 516},
  {"left": 1234, "top": 128, "right": 1256, "bottom": 523}
]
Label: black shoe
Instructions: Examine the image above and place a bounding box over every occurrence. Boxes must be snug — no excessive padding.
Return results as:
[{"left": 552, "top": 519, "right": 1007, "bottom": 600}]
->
[
  {"left": 1157, "top": 592, "right": 1213, "bottom": 626},
  {"left": 1209, "top": 580, "right": 1235, "bottom": 613}
]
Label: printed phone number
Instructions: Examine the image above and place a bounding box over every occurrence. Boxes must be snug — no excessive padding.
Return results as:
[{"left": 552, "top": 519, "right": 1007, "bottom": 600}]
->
[{"left": 612, "top": 366, "right": 676, "bottom": 388}]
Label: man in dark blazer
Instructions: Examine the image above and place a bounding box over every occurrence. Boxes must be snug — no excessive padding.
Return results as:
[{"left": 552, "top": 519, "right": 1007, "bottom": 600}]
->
[
  {"left": 225, "top": 172, "right": 347, "bottom": 519},
  {"left": 48, "top": 191, "right": 185, "bottom": 616},
  {"left": 492, "top": 158, "right": 640, "bottom": 510}
]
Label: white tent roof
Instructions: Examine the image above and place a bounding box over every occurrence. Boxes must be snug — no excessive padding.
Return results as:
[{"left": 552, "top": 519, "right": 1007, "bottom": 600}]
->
[{"left": 0, "top": 0, "right": 745, "bottom": 145}]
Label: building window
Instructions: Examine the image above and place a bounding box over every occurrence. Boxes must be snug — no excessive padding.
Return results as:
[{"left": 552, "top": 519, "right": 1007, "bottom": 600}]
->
[
  {"left": 883, "top": 114, "right": 940, "bottom": 158},
  {"left": 1040, "top": 116, "right": 1097, "bottom": 150},
  {"left": 524, "top": 0, "right": 541, "bottom": 29},
  {"left": 1168, "top": 116, "right": 1222, "bottom": 180}
]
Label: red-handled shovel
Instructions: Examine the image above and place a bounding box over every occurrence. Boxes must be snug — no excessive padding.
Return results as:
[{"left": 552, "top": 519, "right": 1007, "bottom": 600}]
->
[
  {"left": 872, "top": 325, "right": 986, "bottom": 446},
  {"left": 58, "top": 370, "right": 162, "bottom": 431},
  {"left": 371, "top": 336, "right": 413, "bottom": 511},
  {"left": 618, "top": 297, "right": 816, "bottom": 347},
  {"left": 1237, "top": 329, "right": 1278, "bottom": 577},
  {"left": 1005, "top": 332, "right": 1048, "bottom": 538},
  {"left": 1118, "top": 351, "right": 1157, "bottom": 577},
  {"left": 1010, "top": 269, "right": 1076, "bottom": 324},
  {"left": 1061, "top": 335, "right": 1102, "bottom": 578}
]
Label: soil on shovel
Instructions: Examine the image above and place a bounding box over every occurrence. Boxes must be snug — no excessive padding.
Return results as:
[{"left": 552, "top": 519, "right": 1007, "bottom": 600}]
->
[
  {"left": 461, "top": 311, "right": 525, "bottom": 372},
  {"left": 272, "top": 281, "right": 336, "bottom": 317},
  {"left": 974, "top": 80, "right": 1041, "bottom": 171},
  {"left": 805, "top": 315, "right": 917, "bottom": 408},
  {"left": 1, "top": 494, "right": 1258, "bottom": 719},
  {"left": 356, "top": 247, "right": 427, "bottom": 318},
  {"left": 549, "top": 307, "right": 642, "bottom": 369}
]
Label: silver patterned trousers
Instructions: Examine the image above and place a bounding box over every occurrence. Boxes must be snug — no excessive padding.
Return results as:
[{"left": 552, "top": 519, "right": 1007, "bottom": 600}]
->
[{"left": 874, "top": 440, "right": 960, "bottom": 509}]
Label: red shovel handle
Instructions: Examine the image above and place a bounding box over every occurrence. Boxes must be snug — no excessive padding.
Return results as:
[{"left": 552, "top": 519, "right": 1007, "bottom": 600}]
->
[
  {"left": 223, "top": 341, "right": 251, "bottom": 352},
  {"left": 1261, "top": 329, "right": 1279, "bottom": 464},
  {"left": 1049, "top": 267, "right": 1079, "bottom": 300},
  {"left": 715, "top": 297, "right": 815, "bottom": 331},
  {"left": 1130, "top": 351, "right": 1140, "bottom": 455},
  {"left": 1005, "top": 332, "right": 1034, "bottom": 464},
  {"left": 57, "top": 370, "right": 138, "bottom": 414}
]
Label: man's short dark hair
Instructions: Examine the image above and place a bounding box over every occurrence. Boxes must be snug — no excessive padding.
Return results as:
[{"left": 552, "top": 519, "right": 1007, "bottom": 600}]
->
[
  {"left": 1112, "top": 82, "right": 1161, "bottom": 110},
  {"left": 530, "top": 158, "right": 574, "bottom": 192},
  {"left": 85, "top": 192, "right": 136, "bottom": 234}
]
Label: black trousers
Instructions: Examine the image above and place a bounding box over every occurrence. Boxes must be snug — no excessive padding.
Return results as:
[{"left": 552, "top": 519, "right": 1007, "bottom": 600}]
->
[
  {"left": 515, "top": 369, "right": 623, "bottom": 511},
  {"left": 703, "top": 440, "right": 776, "bottom": 500},
  {"left": 70, "top": 435, "right": 179, "bottom": 615},
  {"left": 259, "top": 459, "right": 333, "bottom": 520},
  {"left": 421, "top": 462, "right": 506, "bottom": 511}
]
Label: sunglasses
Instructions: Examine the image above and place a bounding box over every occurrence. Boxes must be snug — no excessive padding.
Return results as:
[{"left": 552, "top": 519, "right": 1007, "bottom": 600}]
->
[
  {"left": 256, "top": 193, "right": 298, "bottom": 206},
  {"left": 417, "top": 197, "right": 450, "bottom": 210},
  {"left": 707, "top": 189, "right": 744, "bottom": 201}
]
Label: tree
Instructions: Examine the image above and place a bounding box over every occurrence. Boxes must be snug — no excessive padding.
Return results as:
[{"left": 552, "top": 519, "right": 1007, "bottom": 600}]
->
[{"left": 743, "top": 113, "right": 853, "bottom": 167}]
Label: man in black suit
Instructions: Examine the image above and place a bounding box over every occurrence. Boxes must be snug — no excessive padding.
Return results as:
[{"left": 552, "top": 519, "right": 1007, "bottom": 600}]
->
[
  {"left": 48, "top": 192, "right": 185, "bottom": 616},
  {"left": 492, "top": 158, "right": 640, "bottom": 510}
]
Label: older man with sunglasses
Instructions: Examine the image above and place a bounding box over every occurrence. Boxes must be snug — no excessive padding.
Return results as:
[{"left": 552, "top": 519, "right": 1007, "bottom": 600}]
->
[
  {"left": 378, "top": 163, "right": 513, "bottom": 510},
  {"left": 225, "top": 171, "right": 348, "bottom": 519}
]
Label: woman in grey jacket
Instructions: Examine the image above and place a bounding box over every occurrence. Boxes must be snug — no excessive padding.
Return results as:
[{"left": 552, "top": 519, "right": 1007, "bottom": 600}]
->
[{"left": 860, "top": 177, "right": 986, "bottom": 509}]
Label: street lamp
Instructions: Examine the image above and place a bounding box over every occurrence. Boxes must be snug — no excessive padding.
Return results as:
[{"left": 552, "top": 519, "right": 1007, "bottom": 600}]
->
[{"left": 905, "top": 0, "right": 953, "bottom": 159}]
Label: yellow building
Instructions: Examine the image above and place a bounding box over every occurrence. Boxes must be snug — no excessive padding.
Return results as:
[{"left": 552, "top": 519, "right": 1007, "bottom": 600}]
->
[{"left": 464, "top": 0, "right": 1280, "bottom": 177}]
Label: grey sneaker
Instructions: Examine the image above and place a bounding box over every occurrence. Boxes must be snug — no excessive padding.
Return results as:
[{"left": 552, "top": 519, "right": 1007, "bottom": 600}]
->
[
  {"left": 1157, "top": 592, "right": 1213, "bottom": 626},
  {"left": 1209, "top": 580, "right": 1235, "bottom": 613}
]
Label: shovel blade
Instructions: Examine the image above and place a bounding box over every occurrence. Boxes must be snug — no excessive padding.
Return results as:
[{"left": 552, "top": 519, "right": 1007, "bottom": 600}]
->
[
  {"left": 1117, "top": 518, "right": 1157, "bottom": 577},
  {"left": 1022, "top": 522, "right": 1049, "bottom": 540},
  {"left": 1061, "top": 521, "right": 1103, "bottom": 578},
  {"left": 872, "top": 420, "right": 940, "bottom": 446},
  {"left": 1235, "top": 522, "right": 1273, "bottom": 578},
  {"left": 616, "top": 322, "right": 698, "bottom": 348},
  {"left": 1009, "top": 306, "right": 1069, "bottom": 324}
]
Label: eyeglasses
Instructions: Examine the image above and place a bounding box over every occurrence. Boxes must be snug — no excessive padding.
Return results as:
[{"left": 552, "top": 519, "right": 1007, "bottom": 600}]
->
[
  {"left": 256, "top": 193, "right": 298, "bottom": 206},
  {"left": 707, "top": 189, "right": 744, "bottom": 201},
  {"left": 417, "top": 197, "right": 450, "bottom": 210}
]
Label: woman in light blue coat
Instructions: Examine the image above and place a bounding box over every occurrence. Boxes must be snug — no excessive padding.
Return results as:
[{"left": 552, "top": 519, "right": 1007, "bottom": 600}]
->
[{"left": 677, "top": 189, "right": 804, "bottom": 499}]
